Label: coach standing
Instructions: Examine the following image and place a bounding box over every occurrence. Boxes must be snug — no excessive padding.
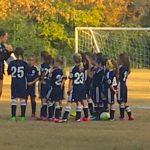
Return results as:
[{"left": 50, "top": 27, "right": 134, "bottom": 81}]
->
[{"left": 0, "top": 30, "right": 13, "bottom": 98}]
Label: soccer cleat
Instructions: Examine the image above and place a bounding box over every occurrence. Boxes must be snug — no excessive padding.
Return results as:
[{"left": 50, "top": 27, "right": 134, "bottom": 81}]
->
[
  {"left": 20, "top": 117, "right": 26, "bottom": 121},
  {"left": 76, "top": 119, "right": 82, "bottom": 122},
  {"left": 82, "top": 117, "right": 90, "bottom": 122},
  {"left": 53, "top": 118, "right": 63, "bottom": 123},
  {"left": 129, "top": 116, "right": 134, "bottom": 121},
  {"left": 42, "top": 117, "right": 48, "bottom": 121},
  {"left": 119, "top": 117, "right": 125, "bottom": 121},
  {"left": 48, "top": 118, "right": 54, "bottom": 122},
  {"left": 90, "top": 116, "right": 99, "bottom": 121},
  {"left": 10, "top": 116, "right": 16, "bottom": 121},
  {"left": 61, "top": 119, "right": 68, "bottom": 123}
]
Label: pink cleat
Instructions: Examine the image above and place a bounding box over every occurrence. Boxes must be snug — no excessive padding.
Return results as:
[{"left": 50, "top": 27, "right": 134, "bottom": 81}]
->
[
  {"left": 53, "top": 118, "right": 63, "bottom": 123},
  {"left": 82, "top": 117, "right": 90, "bottom": 122},
  {"left": 42, "top": 117, "right": 48, "bottom": 121}
]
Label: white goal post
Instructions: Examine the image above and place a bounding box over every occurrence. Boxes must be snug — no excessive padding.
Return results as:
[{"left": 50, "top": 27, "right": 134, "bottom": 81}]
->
[{"left": 75, "top": 27, "right": 150, "bottom": 68}]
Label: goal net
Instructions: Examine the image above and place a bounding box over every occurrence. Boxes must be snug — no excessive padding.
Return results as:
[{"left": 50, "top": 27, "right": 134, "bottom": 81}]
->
[{"left": 75, "top": 27, "right": 150, "bottom": 68}]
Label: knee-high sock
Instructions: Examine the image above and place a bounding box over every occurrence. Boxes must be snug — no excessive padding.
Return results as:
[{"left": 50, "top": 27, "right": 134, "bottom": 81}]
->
[
  {"left": 11, "top": 99, "right": 17, "bottom": 117},
  {"left": 83, "top": 106, "right": 89, "bottom": 118},
  {"left": 63, "top": 106, "right": 71, "bottom": 120},
  {"left": 119, "top": 103, "right": 125, "bottom": 119},
  {"left": 48, "top": 102, "right": 55, "bottom": 119},
  {"left": 76, "top": 106, "right": 82, "bottom": 120},
  {"left": 20, "top": 99, "right": 26, "bottom": 117}
]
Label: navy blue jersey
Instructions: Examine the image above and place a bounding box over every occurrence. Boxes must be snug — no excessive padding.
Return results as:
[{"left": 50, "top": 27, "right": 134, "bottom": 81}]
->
[
  {"left": 92, "top": 67, "right": 104, "bottom": 88},
  {"left": 40, "top": 63, "right": 51, "bottom": 80},
  {"left": 27, "top": 65, "right": 39, "bottom": 83},
  {"left": 118, "top": 65, "right": 128, "bottom": 83},
  {"left": 69, "top": 65, "right": 85, "bottom": 86},
  {"left": 50, "top": 68, "right": 64, "bottom": 88},
  {"left": 8, "top": 60, "right": 28, "bottom": 83},
  {"left": 106, "top": 70, "right": 117, "bottom": 87},
  {"left": 7, "top": 60, "right": 28, "bottom": 99}
]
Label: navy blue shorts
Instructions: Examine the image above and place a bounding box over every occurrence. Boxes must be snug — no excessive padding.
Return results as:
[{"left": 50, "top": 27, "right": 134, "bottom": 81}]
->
[
  {"left": 11, "top": 82, "right": 26, "bottom": 99},
  {"left": 107, "top": 88, "right": 115, "bottom": 104},
  {"left": 117, "top": 82, "right": 127, "bottom": 103},
  {"left": 40, "top": 80, "right": 51, "bottom": 99},
  {"left": 50, "top": 87, "right": 62, "bottom": 102},
  {"left": 68, "top": 85, "right": 86, "bottom": 102},
  {"left": 93, "top": 86, "right": 103, "bottom": 104},
  {"left": 26, "top": 85, "right": 36, "bottom": 99}
]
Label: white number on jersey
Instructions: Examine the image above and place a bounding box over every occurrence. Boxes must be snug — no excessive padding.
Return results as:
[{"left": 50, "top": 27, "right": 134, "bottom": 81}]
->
[
  {"left": 112, "top": 77, "right": 117, "bottom": 86},
  {"left": 55, "top": 75, "right": 62, "bottom": 85},
  {"left": 74, "top": 72, "right": 84, "bottom": 84},
  {"left": 11, "top": 66, "right": 24, "bottom": 78}
]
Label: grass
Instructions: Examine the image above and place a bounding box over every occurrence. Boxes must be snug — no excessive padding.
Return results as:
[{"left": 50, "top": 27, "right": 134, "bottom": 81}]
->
[{"left": 0, "top": 69, "right": 150, "bottom": 150}]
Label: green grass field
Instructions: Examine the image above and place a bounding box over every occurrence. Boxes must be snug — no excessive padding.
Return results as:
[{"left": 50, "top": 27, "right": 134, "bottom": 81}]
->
[{"left": 0, "top": 69, "right": 150, "bottom": 150}]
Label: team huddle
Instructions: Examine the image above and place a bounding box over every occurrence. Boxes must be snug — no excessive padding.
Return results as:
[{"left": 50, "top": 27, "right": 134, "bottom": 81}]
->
[{"left": 7, "top": 47, "right": 134, "bottom": 122}]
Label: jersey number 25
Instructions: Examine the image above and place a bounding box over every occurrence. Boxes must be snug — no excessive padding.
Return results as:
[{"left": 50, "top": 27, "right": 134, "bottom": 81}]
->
[{"left": 11, "top": 66, "right": 24, "bottom": 78}]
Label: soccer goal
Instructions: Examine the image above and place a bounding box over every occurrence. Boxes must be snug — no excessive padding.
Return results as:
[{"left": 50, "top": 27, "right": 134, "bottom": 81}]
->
[{"left": 75, "top": 27, "right": 150, "bottom": 68}]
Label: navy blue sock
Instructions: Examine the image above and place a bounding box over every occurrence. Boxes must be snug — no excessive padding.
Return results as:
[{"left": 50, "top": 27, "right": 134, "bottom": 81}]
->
[
  {"left": 83, "top": 107, "right": 89, "bottom": 118},
  {"left": 88, "top": 103, "right": 94, "bottom": 116},
  {"left": 11, "top": 105, "right": 17, "bottom": 117}
]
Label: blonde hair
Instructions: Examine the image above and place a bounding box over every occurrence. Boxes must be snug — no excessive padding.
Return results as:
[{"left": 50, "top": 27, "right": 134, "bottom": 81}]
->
[
  {"left": 73, "top": 53, "right": 83, "bottom": 71},
  {"left": 106, "top": 59, "right": 117, "bottom": 70}
]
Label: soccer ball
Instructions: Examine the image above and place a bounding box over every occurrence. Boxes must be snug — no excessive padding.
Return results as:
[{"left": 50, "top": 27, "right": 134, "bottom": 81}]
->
[{"left": 100, "top": 112, "right": 110, "bottom": 121}]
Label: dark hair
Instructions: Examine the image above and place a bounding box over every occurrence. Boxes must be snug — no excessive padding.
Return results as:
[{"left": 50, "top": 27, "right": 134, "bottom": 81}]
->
[
  {"left": 14, "top": 47, "right": 24, "bottom": 58},
  {"left": 96, "top": 53, "right": 108, "bottom": 66},
  {"left": 119, "top": 52, "right": 131, "bottom": 74},
  {"left": 40, "top": 51, "right": 49, "bottom": 59},
  {"left": 0, "top": 30, "right": 7, "bottom": 37}
]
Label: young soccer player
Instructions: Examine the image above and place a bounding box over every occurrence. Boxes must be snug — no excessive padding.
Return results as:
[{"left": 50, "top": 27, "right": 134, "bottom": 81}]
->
[
  {"left": 62, "top": 53, "right": 89, "bottom": 122},
  {"left": 82, "top": 52, "right": 94, "bottom": 116},
  {"left": 91, "top": 57, "right": 105, "bottom": 120},
  {"left": 117, "top": 52, "right": 134, "bottom": 120},
  {"left": 106, "top": 59, "right": 118, "bottom": 120},
  {"left": 7, "top": 47, "right": 28, "bottom": 121},
  {"left": 26, "top": 55, "right": 39, "bottom": 117},
  {"left": 48, "top": 56, "right": 66, "bottom": 122},
  {"left": 38, "top": 53, "right": 53, "bottom": 120}
]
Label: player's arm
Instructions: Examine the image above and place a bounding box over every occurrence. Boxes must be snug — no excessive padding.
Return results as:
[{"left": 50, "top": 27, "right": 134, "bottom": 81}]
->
[
  {"left": 27, "top": 68, "right": 39, "bottom": 86},
  {"left": 7, "top": 63, "right": 12, "bottom": 75},
  {"left": 0, "top": 45, "right": 13, "bottom": 61}
]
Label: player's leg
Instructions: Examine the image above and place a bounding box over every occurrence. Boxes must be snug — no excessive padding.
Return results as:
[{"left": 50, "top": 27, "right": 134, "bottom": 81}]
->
[
  {"left": 48, "top": 101, "right": 55, "bottom": 120},
  {"left": 124, "top": 86, "right": 134, "bottom": 120},
  {"left": 75, "top": 101, "right": 82, "bottom": 122},
  {"left": 20, "top": 98, "right": 27, "bottom": 120},
  {"left": 31, "top": 97, "right": 36, "bottom": 117},
  {"left": 30, "top": 86, "right": 36, "bottom": 117},
  {"left": 88, "top": 98, "right": 94, "bottom": 116},
  {"left": 54, "top": 101, "right": 61, "bottom": 121},
  {"left": 59, "top": 100, "right": 62, "bottom": 118},
  {"left": 11, "top": 98, "right": 17, "bottom": 120},
  {"left": 62, "top": 102, "right": 71, "bottom": 121},
  {"left": 41, "top": 98, "right": 48, "bottom": 119},
  {"left": 82, "top": 99, "right": 89, "bottom": 121},
  {"left": 110, "top": 104, "right": 116, "bottom": 120}
]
